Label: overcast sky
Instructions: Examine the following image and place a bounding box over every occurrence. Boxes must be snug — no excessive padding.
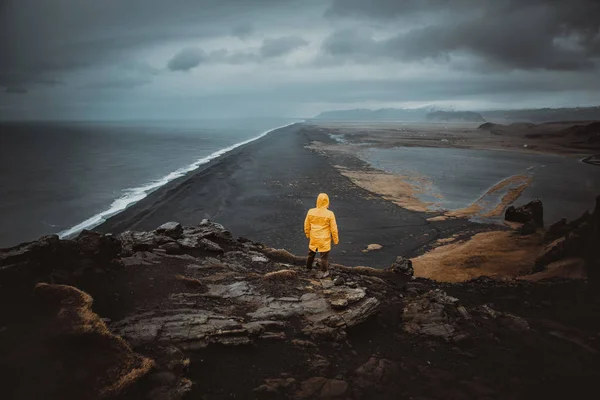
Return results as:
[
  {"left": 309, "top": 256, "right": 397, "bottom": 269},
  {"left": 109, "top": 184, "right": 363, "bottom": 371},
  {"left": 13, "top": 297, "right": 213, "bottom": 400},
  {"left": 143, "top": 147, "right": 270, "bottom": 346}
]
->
[{"left": 1, "top": 0, "right": 599, "bottom": 120}]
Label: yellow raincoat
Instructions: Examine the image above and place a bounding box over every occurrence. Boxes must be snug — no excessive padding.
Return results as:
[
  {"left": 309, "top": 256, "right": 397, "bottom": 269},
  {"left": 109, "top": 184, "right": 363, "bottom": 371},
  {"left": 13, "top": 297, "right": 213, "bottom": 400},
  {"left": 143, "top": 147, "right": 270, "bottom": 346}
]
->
[{"left": 304, "top": 193, "right": 339, "bottom": 252}]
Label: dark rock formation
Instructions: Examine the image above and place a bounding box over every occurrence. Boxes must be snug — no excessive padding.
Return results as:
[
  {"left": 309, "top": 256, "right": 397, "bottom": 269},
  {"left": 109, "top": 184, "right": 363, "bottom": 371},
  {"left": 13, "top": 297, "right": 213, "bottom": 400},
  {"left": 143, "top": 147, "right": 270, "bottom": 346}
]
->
[
  {"left": 534, "top": 196, "right": 600, "bottom": 275},
  {"left": 517, "top": 220, "right": 537, "bottom": 235},
  {"left": 1, "top": 218, "right": 600, "bottom": 399},
  {"left": 388, "top": 256, "right": 414, "bottom": 276},
  {"left": 155, "top": 221, "right": 184, "bottom": 239},
  {"left": 505, "top": 199, "right": 544, "bottom": 227}
]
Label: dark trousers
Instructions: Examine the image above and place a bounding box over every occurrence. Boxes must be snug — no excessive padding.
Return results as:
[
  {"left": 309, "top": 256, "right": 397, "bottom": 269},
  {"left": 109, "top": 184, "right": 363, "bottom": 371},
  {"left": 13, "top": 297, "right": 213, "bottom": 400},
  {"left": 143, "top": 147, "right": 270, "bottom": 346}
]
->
[{"left": 306, "top": 250, "right": 330, "bottom": 271}]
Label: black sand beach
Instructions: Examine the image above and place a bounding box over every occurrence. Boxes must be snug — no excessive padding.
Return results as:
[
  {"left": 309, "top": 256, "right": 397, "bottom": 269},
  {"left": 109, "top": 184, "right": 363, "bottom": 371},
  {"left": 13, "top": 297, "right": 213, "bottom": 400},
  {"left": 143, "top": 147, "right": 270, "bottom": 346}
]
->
[{"left": 98, "top": 123, "right": 482, "bottom": 267}]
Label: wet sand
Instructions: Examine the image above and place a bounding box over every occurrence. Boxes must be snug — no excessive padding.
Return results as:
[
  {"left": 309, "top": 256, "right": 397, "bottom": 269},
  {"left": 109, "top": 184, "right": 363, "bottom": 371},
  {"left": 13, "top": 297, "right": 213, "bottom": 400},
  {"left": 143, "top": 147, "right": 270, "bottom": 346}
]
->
[{"left": 98, "top": 124, "right": 482, "bottom": 268}]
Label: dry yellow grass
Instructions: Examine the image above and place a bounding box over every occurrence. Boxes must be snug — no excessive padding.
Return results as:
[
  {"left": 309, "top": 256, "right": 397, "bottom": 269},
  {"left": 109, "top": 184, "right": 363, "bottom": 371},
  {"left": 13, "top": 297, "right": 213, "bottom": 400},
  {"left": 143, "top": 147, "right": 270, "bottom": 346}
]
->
[
  {"left": 262, "top": 248, "right": 305, "bottom": 264},
  {"left": 411, "top": 231, "right": 543, "bottom": 282},
  {"left": 175, "top": 274, "right": 204, "bottom": 287},
  {"left": 33, "top": 283, "right": 155, "bottom": 398},
  {"left": 263, "top": 269, "right": 298, "bottom": 280}
]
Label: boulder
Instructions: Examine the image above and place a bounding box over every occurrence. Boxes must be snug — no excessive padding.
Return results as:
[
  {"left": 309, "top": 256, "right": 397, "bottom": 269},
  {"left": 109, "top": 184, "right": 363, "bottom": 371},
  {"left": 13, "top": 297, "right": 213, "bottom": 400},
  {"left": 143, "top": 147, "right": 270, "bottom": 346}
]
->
[
  {"left": 119, "top": 231, "right": 173, "bottom": 253},
  {"left": 516, "top": 220, "right": 537, "bottom": 235},
  {"left": 505, "top": 199, "right": 544, "bottom": 227},
  {"left": 155, "top": 222, "right": 184, "bottom": 239},
  {"left": 74, "top": 230, "right": 122, "bottom": 260},
  {"left": 389, "top": 256, "right": 414, "bottom": 276},
  {"left": 403, "top": 289, "right": 462, "bottom": 341},
  {"left": 158, "top": 242, "right": 183, "bottom": 255},
  {"left": 326, "top": 287, "right": 366, "bottom": 310},
  {"left": 363, "top": 243, "right": 383, "bottom": 252},
  {"left": 177, "top": 237, "right": 223, "bottom": 253}
]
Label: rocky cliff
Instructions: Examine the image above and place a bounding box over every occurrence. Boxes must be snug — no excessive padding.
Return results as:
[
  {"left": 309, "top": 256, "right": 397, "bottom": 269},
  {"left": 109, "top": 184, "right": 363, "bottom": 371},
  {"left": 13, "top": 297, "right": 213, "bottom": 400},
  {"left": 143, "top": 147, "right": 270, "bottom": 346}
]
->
[{"left": 1, "top": 216, "right": 600, "bottom": 399}]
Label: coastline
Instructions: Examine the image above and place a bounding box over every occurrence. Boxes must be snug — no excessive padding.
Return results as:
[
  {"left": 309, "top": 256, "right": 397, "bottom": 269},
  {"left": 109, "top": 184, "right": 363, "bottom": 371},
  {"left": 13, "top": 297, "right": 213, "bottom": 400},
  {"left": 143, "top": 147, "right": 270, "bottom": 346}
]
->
[
  {"left": 96, "top": 122, "right": 488, "bottom": 268},
  {"left": 59, "top": 121, "right": 301, "bottom": 239}
]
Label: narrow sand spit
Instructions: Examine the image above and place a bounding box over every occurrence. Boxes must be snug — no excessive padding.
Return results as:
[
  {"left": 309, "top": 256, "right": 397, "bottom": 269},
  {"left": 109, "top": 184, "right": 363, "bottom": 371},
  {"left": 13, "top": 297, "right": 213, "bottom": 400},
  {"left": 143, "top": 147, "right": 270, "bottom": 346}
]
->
[
  {"left": 445, "top": 175, "right": 533, "bottom": 219},
  {"left": 335, "top": 167, "right": 437, "bottom": 213}
]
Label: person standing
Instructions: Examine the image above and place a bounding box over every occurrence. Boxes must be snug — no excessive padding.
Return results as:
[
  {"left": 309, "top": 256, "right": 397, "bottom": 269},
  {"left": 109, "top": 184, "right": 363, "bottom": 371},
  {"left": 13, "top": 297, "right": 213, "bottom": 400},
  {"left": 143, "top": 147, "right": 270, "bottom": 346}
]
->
[{"left": 304, "top": 193, "right": 339, "bottom": 278}]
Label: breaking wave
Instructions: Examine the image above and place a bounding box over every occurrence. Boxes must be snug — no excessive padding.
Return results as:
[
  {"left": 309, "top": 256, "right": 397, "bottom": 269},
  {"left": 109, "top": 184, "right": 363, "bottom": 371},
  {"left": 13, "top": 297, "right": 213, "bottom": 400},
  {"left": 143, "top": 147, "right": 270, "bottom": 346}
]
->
[{"left": 58, "top": 121, "right": 300, "bottom": 238}]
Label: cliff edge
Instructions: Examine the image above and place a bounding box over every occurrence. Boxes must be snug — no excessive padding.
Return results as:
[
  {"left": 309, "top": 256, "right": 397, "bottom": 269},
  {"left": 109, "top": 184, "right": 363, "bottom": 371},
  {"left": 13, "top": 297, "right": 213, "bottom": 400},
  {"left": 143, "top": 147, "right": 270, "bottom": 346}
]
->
[{"left": 1, "top": 210, "right": 600, "bottom": 399}]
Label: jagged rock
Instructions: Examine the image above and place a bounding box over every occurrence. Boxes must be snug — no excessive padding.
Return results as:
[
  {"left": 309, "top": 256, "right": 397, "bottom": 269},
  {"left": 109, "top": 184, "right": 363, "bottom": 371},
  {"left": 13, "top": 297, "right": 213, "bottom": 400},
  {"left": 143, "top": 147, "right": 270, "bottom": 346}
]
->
[
  {"left": 321, "top": 279, "right": 334, "bottom": 289},
  {"left": 189, "top": 219, "right": 233, "bottom": 241},
  {"left": 159, "top": 242, "right": 183, "bottom": 255},
  {"left": 253, "top": 377, "right": 297, "bottom": 395},
  {"left": 296, "top": 377, "right": 348, "bottom": 399},
  {"left": 178, "top": 237, "right": 223, "bottom": 253},
  {"left": 327, "top": 287, "right": 366, "bottom": 310},
  {"left": 110, "top": 308, "right": 280, "bottom": 349},
  {"left": 205, "top": 281, "right": 254, "bottom": 299},
  {"left": 389, "top": 256, "right": 414, "bottom": 276},
  {"left": 505, "top": 199, "right": 544, "bottom": 227},
  {"left": 120, "top": 231, "right": 174, "bottom": 253},
  {"left": 156, "top": 222, "right": 184, "bottom": 239},
  {"left": 332, "top": 276, "right": 345, "bottom": 286},
  {"left": 354, "top": 357, "right": 400, "bottom": 390},
  {"left": 403, "top": 289, "right": 464, "bottom": 341},
  {"left": 307, "top": 355, "right": 331, "bottom": 375},
  {"left": 120, "top": 251, "right": 161, "bottom": 267},
  {"left": 0, "top": 234, "right": 62, "bottom": 272},
  {"left": 4, "top": 217, "right": 600, "bottom": 399},
  {"left": 74, "top": 230, "right": 122, "bottom": 260}
]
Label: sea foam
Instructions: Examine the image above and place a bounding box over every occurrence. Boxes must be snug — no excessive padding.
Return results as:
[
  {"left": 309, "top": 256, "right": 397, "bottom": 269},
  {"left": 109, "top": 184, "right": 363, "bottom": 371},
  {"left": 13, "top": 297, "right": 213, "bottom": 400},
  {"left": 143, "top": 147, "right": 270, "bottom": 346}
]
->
[{"left": 58, "top": 121, "right": 300, "bottom": 238}]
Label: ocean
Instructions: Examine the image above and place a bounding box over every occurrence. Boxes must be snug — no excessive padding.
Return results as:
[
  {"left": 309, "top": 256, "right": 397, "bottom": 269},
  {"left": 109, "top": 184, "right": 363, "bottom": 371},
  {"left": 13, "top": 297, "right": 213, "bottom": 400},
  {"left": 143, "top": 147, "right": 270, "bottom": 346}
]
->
[{"left": 0, "top": 119, "right": 297, "bottom": 247}]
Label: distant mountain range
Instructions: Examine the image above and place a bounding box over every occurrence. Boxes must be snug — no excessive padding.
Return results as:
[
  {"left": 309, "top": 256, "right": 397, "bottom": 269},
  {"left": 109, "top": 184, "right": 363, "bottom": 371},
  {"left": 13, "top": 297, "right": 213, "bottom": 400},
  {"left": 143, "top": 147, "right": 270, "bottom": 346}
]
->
[
  {"left": 426, "top": 111, "right": 485, "bottom": 122},
  {"left": 312, "top": 106, "right": 600, "bottom": 124},
  {"left": 313, "top": 107, "right": 437, "bottom": 121},
  {"left": 480, "top": 107, "right": 600, "bottom": 123}
]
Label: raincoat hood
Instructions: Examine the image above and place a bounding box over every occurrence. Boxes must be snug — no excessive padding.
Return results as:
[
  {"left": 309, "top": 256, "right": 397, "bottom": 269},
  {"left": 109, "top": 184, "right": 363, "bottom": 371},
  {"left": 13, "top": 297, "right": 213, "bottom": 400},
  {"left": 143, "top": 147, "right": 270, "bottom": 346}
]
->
[{"left": 316, "top": 193, "right": 329, "bottom": 209}]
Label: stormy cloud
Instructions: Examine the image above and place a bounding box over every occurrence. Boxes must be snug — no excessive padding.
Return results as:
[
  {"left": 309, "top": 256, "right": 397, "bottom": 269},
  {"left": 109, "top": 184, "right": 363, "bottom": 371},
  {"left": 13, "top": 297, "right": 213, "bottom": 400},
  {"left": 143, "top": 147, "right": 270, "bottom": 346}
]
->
[
  {"left": 324, "top": 0, "right": 600, "bottom": 71},
  {"left": 260, "top": 36, "right": 309, "bottom": 58},
  {"left": 0, "top": 0, "right": 598, "bottom": 119},
  {"left": 167, "top": 48, "right": 208, "bottom": 71}
]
